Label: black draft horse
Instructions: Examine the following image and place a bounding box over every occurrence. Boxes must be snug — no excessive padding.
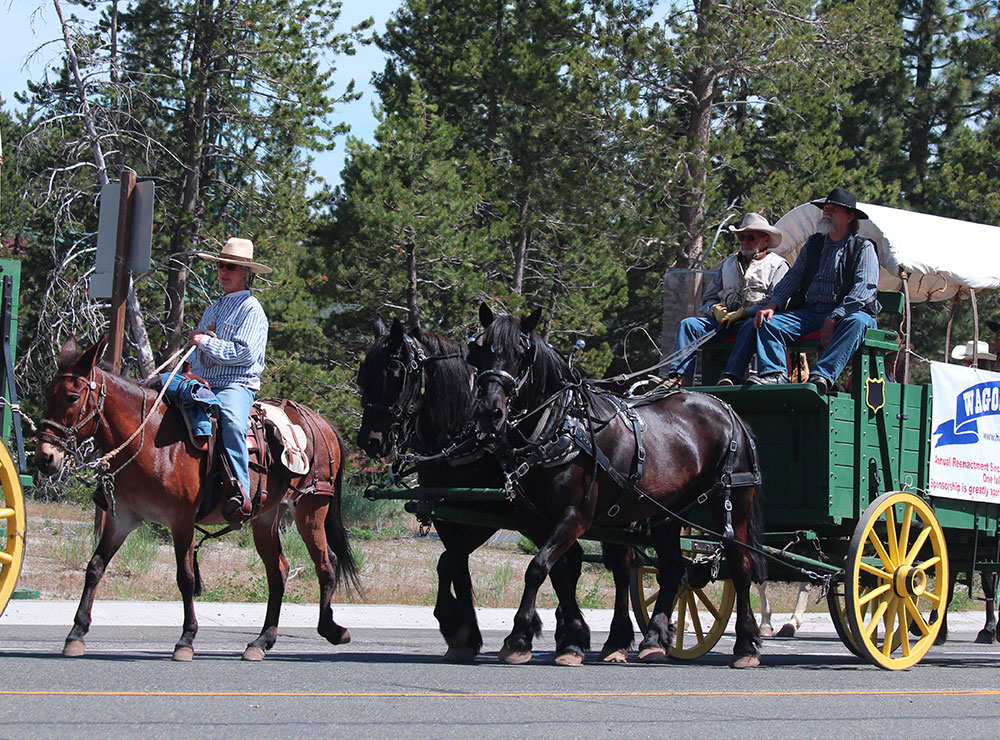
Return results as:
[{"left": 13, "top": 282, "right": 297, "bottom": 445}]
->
[
  {"left": 471, "top": 304, "right": 767, "bottom": 667},
  {"left": 357, "top": 317, "right": 636, "bottom": 664}
]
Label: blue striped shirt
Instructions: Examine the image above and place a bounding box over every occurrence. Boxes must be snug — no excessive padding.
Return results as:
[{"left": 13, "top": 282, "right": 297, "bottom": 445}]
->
[
  {"left": 768, "top": 234, "right": 879, "bottom": 319},
  {"left": 190, "top": 290, "right": 268, "bottom": 391}
]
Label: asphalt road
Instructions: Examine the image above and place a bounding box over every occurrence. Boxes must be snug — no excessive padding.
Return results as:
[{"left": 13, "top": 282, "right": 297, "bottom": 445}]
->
[{"left": 0, "top": 606, "right": 998, "bottom": 740}]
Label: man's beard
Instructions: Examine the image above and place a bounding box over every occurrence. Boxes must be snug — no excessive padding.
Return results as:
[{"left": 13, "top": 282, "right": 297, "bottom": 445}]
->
[
  {"left": 740, "top": 247, "right": 758, "bottom": 259},
  {"left": 816, "top": 215, "right": 833, "bottom": 235}
]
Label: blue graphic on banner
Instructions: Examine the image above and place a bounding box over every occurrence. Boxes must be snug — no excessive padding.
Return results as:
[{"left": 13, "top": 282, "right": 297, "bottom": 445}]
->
[{"left": 934, "top": 380, "right": 1000, "bottom": 448}]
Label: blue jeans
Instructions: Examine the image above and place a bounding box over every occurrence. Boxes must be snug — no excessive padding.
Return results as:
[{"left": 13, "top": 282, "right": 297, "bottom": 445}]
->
[
  {"left": 722, "top": 308, "right": 876, "bottom": 382},
  {"left": 214, "top": 384, "right": 256, "bottom": 495},
  {"left": 668, "top": 316, "right": 719, "bottom": 378}
]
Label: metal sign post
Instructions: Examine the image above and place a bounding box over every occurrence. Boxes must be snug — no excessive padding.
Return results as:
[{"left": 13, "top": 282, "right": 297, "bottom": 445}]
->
[{"left": 108, "top": 169, "right": 136, "bottom": 372}]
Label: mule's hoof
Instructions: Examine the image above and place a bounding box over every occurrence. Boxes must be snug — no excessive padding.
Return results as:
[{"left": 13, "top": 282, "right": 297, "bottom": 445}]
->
[
  {"left": 242, "top": 646, "right": 266, "bottom": 662},
  {"left": 637, "top": 646, "right": 668, "bottom": 663},
  {"left": 554, "top": 651, "right": 584, "bottom": 667},
  {"left": 975, "top": 629, "right": 996, "bottom": 645},
  {"left": 498, "top": 645, "right": 532, "bottom": 664},
  {"left": 775, "top": 623, "right": 798, "bottom": 638},
  {"left": 334, "top": 628, "right": 351, "bottom": 645},
  {"left": 730, "top": 653, "right": 761, "bottom": 669},
  {"left": 759, "top": 624, "right": 773, "bottom": 638},
  {"left": 172, "top": 646, "right": 194, "bottom": 662},
  {"left": 599, "top": 648, "right": 628, "bottom": 663},
  {"left": 443, "top": 646, "right": 477, "bottom": 664},
  {"left": 62, "top": 639, "right": 85, "bottom": 657}
]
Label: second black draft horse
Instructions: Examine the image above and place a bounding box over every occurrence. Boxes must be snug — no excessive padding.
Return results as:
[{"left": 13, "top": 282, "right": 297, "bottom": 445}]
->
[
  {"left": 357, "top": 317, "right": 636, "bottom": 664},
  {"left": 471, "top": 304, "right": 767, "bottom": 667}
]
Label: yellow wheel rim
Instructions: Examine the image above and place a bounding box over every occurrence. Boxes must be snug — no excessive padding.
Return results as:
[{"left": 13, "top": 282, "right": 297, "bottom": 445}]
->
[
  {"left": 0, "top": 440, "right": 25, "bottom": 617},
  {"left": 631, "top": 562, "right": 735, "bottom": 660},
  {"left": 845, "top": 491, "right": 948, "bottom": 670}
]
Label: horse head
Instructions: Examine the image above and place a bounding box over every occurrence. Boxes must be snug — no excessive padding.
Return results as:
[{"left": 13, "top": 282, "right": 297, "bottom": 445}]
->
[
  {"left": 356, "top": 315, "right": 426, "bottom": 458},
  {"left": 36, "top": 335, "right": 109, "bottom": 476},
  {"left": 469, "top": 303, "right": 544, "bottom": 437}
]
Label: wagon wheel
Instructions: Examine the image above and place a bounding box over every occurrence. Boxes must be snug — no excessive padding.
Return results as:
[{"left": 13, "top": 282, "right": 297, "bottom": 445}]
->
[
  {"left": 826, "top": 575, "right": 864, "bottom": 659},
  {"left": 0, "top": 440, "right": 25, "bottom": 617},
  {"left": 845, "top": 491, "right": 948, "bottom": 670},
  {"left": 630, "top": 548, "right": 736, "bottom": 660}
]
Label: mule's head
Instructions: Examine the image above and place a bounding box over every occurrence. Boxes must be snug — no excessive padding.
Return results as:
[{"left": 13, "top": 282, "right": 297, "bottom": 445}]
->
[
  {"left": 469, "top": 303, "right": 541, "bottom": 437},
  {"left": 36, "top": 335, "right": 108, "bottom": 476},
  {"left": 356, "top": 316, "right": 424, "bottom": 459}
]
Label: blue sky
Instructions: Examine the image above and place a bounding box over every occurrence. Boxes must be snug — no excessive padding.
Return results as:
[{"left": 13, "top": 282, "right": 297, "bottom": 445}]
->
[{"left": 0, "top": 0, "right": 399, "bottom": 189}]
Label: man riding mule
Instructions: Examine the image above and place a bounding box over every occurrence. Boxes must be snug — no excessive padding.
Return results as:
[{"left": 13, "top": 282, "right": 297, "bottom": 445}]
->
[
  {"left": 36, "top": 330, "right": 358, "bottom": 661},
  {"left": 470, "top": 304, "right": 767, "bottom": 667}
]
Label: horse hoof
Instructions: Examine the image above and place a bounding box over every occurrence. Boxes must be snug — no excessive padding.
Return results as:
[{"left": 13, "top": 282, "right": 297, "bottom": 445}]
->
[
  {"left": 599, "top": 648, "right": 628, "bottom": 663},
  {"left": 637, "top": 646, "right": 668, "bottom": 663},
  {"left": 730, "top": 653, "right": 761, "bottom": 669},
  {"left": 554, "top": 651, "right": 584, "bottom": 667},
  {"left": 775, "top": 623, "right": 797, "bottom": 638},
  {"left": 759, "top": 624, "right": 773, "bottom": 638},
  {"left": 498, "top": 645, "right": 532, "bottom": 664},
  {"left": 62, "top": 640, "right": 85, "bottom": 657},
  {"left": 975, "top": 630, "right": 996, "bottom": 645},
  {"left": 335, "top": 628, "right": 351, "bottom": 645},
  {"left": 443, "top": 646, "right": 477, "bottom": 664},
  {"left": 243, "top": 646, "right": 266, "bottom": 662},
  {"left": 172, "top": 646, "right": 194, "bottom": 662}
]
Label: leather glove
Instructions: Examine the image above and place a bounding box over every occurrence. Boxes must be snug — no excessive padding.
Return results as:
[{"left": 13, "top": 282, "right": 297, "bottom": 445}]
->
[
  {"left": 719, "top": 306, "right": 747, "bottom": 329},
  {"left": 711, "top": 304, "right": 728, "bottom": 324}
]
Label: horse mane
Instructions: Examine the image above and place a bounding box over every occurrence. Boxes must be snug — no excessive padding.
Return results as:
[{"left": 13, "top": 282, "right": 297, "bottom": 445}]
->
[{"left": 412, "top": 331, "right": 476, "bottom": 442}]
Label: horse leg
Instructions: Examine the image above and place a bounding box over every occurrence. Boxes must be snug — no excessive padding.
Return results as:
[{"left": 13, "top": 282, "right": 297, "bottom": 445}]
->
[
  {"left": 597, "top": 543, "right": 634, "bottom": 663},
  {"left": 775, "top": 583, "right": 812, "bottom": 637},
  {"left": 549, "top": 542, "right": 591, "bottom": 666},
  {"left": 756, "top": 582, "right": 773, "bottom": 637},
  {"left": 637, "top": 521, "right": 682, "bottom": 662},
  {"left": 976, "top": 572, "right": 998, "bottom": 644},
  {"left": 242, "top": 508, "right": 287, "bottom": 661},
  {"left": 63, "top": 511, "right": 140, "bottom": 657},
  {"left": 932, "top": 576, "right": 955, "bottom": 645},
  {"left": 170, "top": 521, "right": 201, "bottom": 662},
  {"left": 725, "top": 521, "right": 762, "bottom": 668},
  {"left": 294, "top": 495, "right": 351, "bottom": 647},
  {"left": 499, "top": 510, "right": 587, "bottom": 665},
  {"left": 433, "top": 521, "right": 493, "bottom": 663}
]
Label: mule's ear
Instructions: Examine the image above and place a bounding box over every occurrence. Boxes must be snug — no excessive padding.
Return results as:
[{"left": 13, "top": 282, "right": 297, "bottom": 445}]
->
[
  {"left": 388, "top": 318, "right": 405, "bottom": 349},
  {"left": 373, "top": 313, "right": 387, "bottom": 339},
  {"left": 72, "top": 335, "right": 108, "bottom": 375},
  {"left": 479, "top": 302, "right": 494, "bottom": 329},
  {"left": 522, "top": 307, "right": 542, "bottom": 334},
  {"left": 57, "top": 335, "right": 81, "bottom": 369}
]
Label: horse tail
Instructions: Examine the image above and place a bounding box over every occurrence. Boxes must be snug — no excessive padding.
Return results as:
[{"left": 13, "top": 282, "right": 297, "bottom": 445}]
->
[
  {"left": 737, "top": 414, "right": 768, "bottom": 585},
  {"left": 192, "top": 549, "right": 204, "bottom": 598},
  {"left": 324, "top": 425, "right": 362, "bottom": 595}
]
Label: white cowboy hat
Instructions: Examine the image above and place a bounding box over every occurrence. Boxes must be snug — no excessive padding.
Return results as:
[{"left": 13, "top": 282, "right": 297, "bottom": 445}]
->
[
  {"left": 951, "top": 340, "right": 996, "bottom": 363},
  {"left": 196, "top": 237, "right": 273, "bottom": 274},
  {"left": 727, "top": 212, "right": 783, "bottom": 249}
]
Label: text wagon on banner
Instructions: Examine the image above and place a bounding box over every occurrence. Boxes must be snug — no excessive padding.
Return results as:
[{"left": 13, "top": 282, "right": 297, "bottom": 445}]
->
[{"left": 930, "top": 361, "right": 1000, "bottom": 503}]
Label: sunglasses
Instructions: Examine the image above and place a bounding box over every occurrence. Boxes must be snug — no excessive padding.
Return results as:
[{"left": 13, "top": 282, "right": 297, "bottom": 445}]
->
[
  {"left": 737, "top": 234, "right": 762, "bottom": 243},
  {"left": 218, "top": 263, "right": 242, "bottom": 272}
]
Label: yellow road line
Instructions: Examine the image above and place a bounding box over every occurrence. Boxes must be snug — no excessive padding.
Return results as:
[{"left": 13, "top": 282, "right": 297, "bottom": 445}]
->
[{"left": 0, "top": 689, "right": 998, "bottom": 698}]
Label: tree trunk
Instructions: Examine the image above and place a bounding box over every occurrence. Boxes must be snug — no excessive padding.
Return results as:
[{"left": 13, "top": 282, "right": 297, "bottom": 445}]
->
[
  {"left": 512, "top": 193, "right": 530, "bottom": 294},
  {"left": 405, "top": 230, "right": 419, "bottom": 328}
]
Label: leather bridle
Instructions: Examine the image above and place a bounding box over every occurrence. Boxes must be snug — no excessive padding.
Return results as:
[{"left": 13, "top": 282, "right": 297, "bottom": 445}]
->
[
  {"left": 38, "top": 368, "right": 107, "bottom": 454},
  {"left": 361, "top": 334, "right": 428, "bottom": 451}
]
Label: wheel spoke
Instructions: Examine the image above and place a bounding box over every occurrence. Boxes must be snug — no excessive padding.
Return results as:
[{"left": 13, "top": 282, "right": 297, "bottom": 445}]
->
[
  {"left": 896, "top": 601, "right": 911, "bottom": 658},
  {"left": 686, "top": 592, "right": 705, "bottom": 639},
  {"left": 866, "top": 529, "right": 894, "bottom": 569},
  {"left": 858, "top": 582, "right": 892, "bottom": 607},
  {"left": 885, "top": 505, "right": 900, "bottom": 565},
  {"left": 676, "top": 590, "right": 688, "bottom": 643},
  {"left": 0, "top": 508, "right": 15, "bottom": 520},
  {"left": 897, "top": 503, "right": 913, "bottom": 560},
  {"left": 0, "top": 551, "right": 11, "bottom": 565},
  {"left": 694, "top": 587, "right": 723, "bottom": 620},
  {"left": 863, "top": 599, "right": 890, "bottom": 639},
  {"left": 859, "top": 560, "right": 892, "bottom": 581},
  {"left": 914, "top": 555, "right": 941, "bottom": 572},
  {"left": 904, "top": 526, "right": 932, "bottom": 565},
  {"left": 881, "top": 597, "right": 899, "bottom": 657},
  {"left": 904, "top": 598, "right": 930, "bottom": 636}
]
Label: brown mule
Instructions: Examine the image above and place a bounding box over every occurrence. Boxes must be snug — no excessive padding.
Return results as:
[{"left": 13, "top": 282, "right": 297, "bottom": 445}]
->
[{"left": 36, "top": 335, "right": 359, "bottom": 661}]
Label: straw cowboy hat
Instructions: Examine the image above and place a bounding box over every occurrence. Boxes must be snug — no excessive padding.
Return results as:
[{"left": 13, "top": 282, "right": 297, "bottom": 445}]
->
[
  {"left": 951, "top": 340, "right": 996, "bottom": 363},
  {"left": 810, "top": 187, "right": 869, "bottom": 221},
  {"left": 197, "top": 237, "right": 273, "bottom": 274},
  {"left": 728, "top": 212, "right": 783, "bottom": 249}
]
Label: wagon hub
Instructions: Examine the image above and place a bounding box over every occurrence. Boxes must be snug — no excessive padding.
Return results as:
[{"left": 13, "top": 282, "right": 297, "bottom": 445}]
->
[{"left": 892, "top": 564, "right": 927, "bottom": 598}]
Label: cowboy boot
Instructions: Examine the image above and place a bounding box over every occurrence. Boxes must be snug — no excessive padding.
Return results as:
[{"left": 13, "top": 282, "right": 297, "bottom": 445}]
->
[{"left": 222, "top": 479, "right": 253, "bottom": 523}]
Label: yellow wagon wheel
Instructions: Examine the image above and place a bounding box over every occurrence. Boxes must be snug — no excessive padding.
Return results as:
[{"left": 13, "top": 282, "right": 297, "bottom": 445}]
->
[
  {"left": 630, "top": 555, "right": 735, "bottom": 660},
  {"left": 845, "top": 491, "right": 948, "bottom": 670},
  {"left": 0, "top": 440, "right": 25, "bottom": 617}
]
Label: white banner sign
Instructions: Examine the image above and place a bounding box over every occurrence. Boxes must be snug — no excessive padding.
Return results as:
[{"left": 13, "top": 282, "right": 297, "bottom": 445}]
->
[{"left": 930, "top": 361, "right": 1000, "bottom": 503}]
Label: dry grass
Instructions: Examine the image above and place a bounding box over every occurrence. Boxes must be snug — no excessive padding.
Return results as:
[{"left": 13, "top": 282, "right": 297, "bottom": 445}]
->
[{"left": 15, "top": 500, "right": 619, "bottom": 608}]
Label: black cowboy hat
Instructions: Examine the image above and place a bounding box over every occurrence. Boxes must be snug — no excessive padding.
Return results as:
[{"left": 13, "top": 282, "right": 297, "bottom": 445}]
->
[{"left": 810, "top": 187, "right": 869, "bottom": 220}]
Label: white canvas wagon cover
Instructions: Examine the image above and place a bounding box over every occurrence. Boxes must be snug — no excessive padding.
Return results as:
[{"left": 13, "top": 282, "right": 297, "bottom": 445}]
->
[{"left": 771, "top": 202, "right": 1000, "bottom": 303}]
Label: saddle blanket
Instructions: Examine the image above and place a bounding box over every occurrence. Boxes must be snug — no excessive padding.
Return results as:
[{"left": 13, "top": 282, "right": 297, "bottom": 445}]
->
[{"left": 253, "top": 401, "right": 310, "bottom": 475}]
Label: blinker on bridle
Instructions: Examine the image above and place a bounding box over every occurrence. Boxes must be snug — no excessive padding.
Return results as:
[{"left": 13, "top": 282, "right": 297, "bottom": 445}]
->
[
  {"left": 475, "top": 331, "right": 534, "bottom": 400},
  {"left": 362, "top": 335, "right": 427, "bottom": 444}
]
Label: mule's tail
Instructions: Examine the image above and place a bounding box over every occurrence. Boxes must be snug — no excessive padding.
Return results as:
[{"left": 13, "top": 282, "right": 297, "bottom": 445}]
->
[
  {"left": 740, "top": 419, "right": 768, "bottom": 585},
  {"left": 325, "top": 427, "right": 362, "bottom": 595}
]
